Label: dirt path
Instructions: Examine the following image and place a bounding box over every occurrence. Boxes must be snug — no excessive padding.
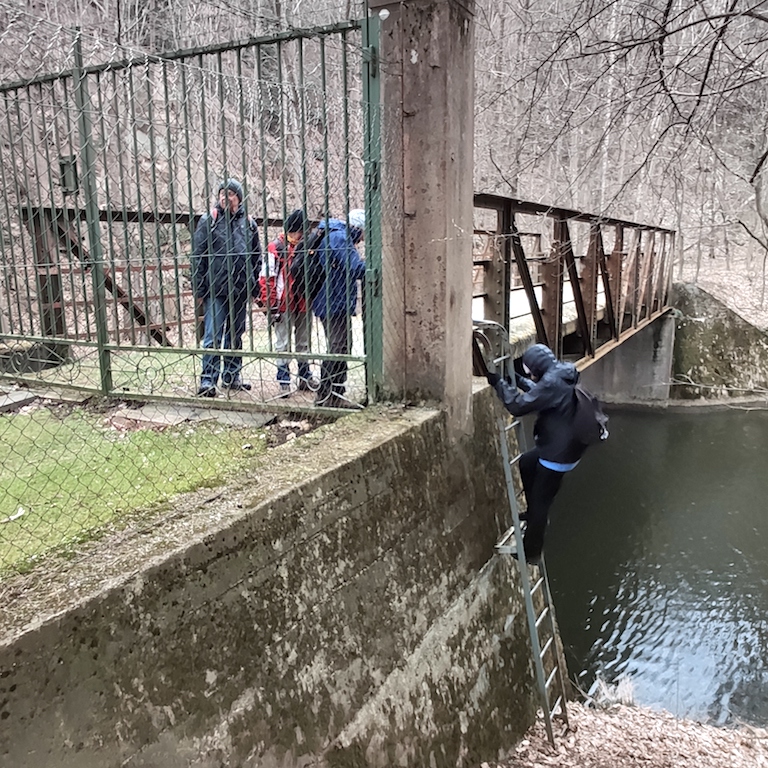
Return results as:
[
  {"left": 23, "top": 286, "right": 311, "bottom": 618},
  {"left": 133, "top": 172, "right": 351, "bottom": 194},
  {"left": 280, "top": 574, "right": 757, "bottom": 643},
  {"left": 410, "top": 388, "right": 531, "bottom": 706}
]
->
[{"left": 481, "top": 702, "right": 768, "bottom": 768}]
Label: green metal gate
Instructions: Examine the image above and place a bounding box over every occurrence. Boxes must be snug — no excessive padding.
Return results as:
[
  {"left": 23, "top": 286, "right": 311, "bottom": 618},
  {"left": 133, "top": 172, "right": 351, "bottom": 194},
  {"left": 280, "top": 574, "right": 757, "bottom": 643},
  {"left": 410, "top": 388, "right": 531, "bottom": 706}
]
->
[{"left": 0, "top": 17, "right": 382, "bottom": 410}]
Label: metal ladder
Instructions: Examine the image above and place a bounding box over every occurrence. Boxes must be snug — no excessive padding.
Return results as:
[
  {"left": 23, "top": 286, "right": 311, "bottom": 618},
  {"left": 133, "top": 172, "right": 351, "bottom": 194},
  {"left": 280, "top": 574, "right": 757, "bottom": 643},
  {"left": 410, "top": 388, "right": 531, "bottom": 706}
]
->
[{"left": 495, "top": 415, "right": 571, "bottom": 747}]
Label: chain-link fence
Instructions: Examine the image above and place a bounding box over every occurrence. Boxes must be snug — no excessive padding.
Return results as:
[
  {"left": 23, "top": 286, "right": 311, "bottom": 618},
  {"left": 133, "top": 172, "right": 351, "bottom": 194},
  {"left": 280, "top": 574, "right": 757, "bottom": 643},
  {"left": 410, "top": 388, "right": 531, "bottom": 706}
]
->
[
  {"left": 0, "top": 6, "right": 395, "bottom": 578},
  {"left": 0, "top": 11, "right": 383, "bottom": 412}
]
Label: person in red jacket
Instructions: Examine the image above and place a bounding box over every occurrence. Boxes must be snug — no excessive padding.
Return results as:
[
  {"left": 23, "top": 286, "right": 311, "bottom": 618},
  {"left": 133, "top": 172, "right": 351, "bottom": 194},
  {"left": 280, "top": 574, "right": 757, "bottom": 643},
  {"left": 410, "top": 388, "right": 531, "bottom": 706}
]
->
[{"left": 259, "top": 209, "right": 317, "bottom": 395}]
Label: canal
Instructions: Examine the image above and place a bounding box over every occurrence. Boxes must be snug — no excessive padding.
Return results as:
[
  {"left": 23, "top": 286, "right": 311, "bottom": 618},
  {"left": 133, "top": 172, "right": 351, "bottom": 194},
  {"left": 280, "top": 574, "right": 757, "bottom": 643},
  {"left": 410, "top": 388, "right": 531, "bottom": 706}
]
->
[{"left": 545, "top": 407, "right": 768, "bottom": 727}]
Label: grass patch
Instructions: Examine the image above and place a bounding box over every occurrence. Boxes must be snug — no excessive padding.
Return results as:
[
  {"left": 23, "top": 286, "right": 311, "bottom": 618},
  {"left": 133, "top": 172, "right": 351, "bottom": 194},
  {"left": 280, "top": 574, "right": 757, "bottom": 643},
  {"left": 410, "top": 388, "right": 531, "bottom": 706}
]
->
[{"left": 0, "top": 404, "right": 268, "bottom": 575}]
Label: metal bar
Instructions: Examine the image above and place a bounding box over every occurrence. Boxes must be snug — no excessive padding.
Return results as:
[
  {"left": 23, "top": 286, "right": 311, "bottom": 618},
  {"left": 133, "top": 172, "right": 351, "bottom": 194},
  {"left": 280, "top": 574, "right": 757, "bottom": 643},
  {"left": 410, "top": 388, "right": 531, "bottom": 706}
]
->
[
  {"left": 363, "top": 15, "right": 382, "bottom": 400},
  {"left": 297, "top": 36, "right": 313, "bottom": 354},
  {"left": 127, "top": 65, "right": 153, "bottom": 347},
  {"left": 510, "top": 213, "right": 548, "bottom": 346},
  {"left": 32, "top": 81, "right": 68, "bottom": 353},
  {"left": 560, "top": 219, "right": 593, "bottom": 357},
  {"left": 61, "top": 74, "right": 92, "bottom": 342},
  {"left": 162, "top": 60, "right": 184, "bottom": 344},
  {"left": 542, "top": 218, "right": 564, "bottom": 358},
  {"left": 0, "top": 92, "right": 20, "bottom": 334},
  {"left": 144, "top": 59, "right": 170, "bottom": 345},
  {"left": 93, "top": 70, "right": 123, "bottom": 344},
  {"left": 474, "top": 193, "right": 674, "bottom": 235},
  {"left": 111, "top": 66, "right": 138, "bottom": 345},
  {"left": 10, "top": 89, "right": 38, "bottom": 335},
  {"left": 73, "top": 32, "right": 111, "bottom": 393},
  {"left": 583, "top": 224, "right": 600, "bottom": 348}
]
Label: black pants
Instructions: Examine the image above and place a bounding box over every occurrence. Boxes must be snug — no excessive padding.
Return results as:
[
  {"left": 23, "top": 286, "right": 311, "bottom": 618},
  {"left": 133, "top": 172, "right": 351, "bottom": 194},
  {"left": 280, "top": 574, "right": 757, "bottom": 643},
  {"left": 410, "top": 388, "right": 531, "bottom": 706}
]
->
[
  {"left": 519, "top": 448, "right": 566, "bottom": 559},
  {"left": 318, "top": 314, "right": 350, "bottom": 399}
]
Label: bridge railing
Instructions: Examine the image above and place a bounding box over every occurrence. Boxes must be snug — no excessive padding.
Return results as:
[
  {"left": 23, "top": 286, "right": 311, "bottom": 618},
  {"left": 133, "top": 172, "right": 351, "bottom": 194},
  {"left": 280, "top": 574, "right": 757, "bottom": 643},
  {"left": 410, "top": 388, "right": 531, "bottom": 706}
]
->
[{"left": 473, "top": 194, "right": 676, "bottom": 363}]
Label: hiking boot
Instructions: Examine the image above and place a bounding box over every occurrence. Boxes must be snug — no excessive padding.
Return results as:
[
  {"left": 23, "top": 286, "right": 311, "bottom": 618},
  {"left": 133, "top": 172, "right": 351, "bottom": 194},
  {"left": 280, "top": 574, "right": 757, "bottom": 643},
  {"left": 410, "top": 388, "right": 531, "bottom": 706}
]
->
[{"left": 197, "top": 385, "right": 217, "bottom": 398}]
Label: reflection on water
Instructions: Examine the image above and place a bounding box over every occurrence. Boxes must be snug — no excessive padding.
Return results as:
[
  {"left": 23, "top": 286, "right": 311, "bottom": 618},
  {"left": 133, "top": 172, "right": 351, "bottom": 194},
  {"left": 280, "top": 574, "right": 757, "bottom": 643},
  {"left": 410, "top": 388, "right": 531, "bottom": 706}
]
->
[{"left": 545, "top": 408, "right": 768, "bottom": 726}]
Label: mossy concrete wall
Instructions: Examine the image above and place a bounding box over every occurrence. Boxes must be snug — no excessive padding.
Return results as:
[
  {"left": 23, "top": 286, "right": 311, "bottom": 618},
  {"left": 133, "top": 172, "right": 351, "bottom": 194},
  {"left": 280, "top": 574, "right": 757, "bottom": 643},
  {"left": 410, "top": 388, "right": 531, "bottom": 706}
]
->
[
  {"left": 672, "top": 283, "right": 768, "bottom": 400},
  {"left": 0, "top": 385, "right": 537, "bottom": 767}
]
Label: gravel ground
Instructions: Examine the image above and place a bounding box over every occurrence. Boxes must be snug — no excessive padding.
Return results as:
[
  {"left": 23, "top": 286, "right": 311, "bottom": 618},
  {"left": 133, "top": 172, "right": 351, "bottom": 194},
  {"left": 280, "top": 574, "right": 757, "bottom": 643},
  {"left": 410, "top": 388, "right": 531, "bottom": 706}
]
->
[{"left": 481, "top": 702, "right": 768, "bottom": 768}]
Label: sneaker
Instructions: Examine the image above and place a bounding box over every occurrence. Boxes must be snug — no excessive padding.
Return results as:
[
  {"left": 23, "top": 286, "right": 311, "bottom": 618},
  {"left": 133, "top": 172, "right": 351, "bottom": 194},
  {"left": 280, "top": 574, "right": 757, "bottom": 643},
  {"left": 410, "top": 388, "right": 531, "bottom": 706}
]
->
[
  {"left": 226, "top": 380, "right": 252, "bottom": 392},
  {"left": 197, "top": 385, "right": 216, "bottom": 398}
]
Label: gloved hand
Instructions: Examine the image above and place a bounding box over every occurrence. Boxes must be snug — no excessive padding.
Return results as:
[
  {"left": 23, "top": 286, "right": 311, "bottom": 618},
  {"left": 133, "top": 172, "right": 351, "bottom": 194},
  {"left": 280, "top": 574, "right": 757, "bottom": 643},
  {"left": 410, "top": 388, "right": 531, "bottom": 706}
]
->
[
  {"left": 268, "top": 312, "right": 282, "bottom": 327},
  {"left": 486, "top": 371, "right": 501, "bottom": 387}
]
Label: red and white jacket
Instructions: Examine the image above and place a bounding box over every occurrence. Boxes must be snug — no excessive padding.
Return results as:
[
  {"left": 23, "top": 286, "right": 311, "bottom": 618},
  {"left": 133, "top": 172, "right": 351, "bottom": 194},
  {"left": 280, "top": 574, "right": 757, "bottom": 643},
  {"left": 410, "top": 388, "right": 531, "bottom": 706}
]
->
[{"left": 258, "top": 233, "right": 307, "bottom": 314}]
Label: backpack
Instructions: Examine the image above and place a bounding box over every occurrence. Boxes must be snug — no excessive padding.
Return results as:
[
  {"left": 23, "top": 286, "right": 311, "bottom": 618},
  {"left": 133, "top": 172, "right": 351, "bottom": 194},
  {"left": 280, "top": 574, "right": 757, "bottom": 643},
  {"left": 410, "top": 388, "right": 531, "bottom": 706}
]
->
[
  {"left": 572, "top": 384, "right": 609, "bottom": 445},
  {"left": 290, "top": 227, "right": 327, "bottom": 301}
]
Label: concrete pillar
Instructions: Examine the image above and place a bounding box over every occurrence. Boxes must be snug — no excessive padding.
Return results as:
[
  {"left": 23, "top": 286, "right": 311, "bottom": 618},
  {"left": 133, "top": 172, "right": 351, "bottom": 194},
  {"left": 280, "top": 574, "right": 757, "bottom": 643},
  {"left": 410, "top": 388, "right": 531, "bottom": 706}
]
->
[{"left": 370, "top": 0, "right": 475, "bottom": 432}]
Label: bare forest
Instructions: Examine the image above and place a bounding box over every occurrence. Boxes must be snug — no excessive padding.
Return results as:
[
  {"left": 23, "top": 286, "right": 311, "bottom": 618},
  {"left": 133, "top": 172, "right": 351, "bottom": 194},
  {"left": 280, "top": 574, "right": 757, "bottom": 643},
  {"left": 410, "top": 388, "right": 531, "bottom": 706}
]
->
[{"left": 474, "top": 0, "right": 768, "bottom": 315}]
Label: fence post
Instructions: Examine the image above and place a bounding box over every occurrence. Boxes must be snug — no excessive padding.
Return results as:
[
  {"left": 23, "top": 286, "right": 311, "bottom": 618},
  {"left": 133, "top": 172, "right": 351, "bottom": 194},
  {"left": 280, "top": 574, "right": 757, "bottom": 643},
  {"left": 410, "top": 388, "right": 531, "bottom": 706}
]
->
[
  {"left": 363, "top": 13, "right": 383, "bottom": 402},
  {"left": 73, "top": 31, "right": 112, "bottom": 394}
]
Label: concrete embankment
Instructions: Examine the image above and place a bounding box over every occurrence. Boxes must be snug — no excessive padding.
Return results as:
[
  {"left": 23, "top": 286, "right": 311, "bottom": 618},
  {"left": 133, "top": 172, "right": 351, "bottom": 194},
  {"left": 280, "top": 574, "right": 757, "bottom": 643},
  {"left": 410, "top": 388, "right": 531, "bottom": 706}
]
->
[{"left": 0, "top": 385, "right": 542, "bottom": 767}]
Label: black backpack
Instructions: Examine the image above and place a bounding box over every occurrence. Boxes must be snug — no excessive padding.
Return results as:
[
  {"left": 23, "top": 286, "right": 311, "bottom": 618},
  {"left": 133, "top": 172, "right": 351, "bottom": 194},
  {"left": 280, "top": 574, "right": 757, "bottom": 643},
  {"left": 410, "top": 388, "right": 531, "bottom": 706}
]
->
[
  {"left": 572, "top": 384, "right": 609, "bottom": 445},
  {"left": 290, "top": 227, "right": 326, "bottom": 301}
]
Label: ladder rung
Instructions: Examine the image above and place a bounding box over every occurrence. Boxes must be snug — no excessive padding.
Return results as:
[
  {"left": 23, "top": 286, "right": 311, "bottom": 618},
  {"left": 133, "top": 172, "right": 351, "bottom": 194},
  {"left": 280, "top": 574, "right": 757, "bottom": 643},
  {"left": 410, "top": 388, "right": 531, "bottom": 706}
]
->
[
  {"left": 531, "top": 576, "right": 544, "bottom": 594},
  {"left": 545, "top": 666, "right": 558, "bottom": 689},
  {"left": 509, "top": 454, "right": 522, "bottom": 467},
  {"left": 493, "top": 354, "right": 511, "bottom": 365},
  {"left": 539, "top": 636, "right": 554, "bottom": 659},
  {"left": 495, "top": 526, "right": 520, "bottom": 553},
  {"left": 535, "top": 606, "right": 550, "bottom": 629},
  {"left": 549, "top": 695, "right": 564, "bottom": 718},
  {"left": 504, "top": 419, "right": 521, "bottom": 432}
]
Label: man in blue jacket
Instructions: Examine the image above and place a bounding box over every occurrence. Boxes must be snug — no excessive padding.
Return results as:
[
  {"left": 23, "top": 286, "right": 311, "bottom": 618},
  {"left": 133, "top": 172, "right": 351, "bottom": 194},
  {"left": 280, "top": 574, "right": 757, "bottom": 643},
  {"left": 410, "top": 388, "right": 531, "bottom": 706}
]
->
[
  {"left": 312, "top": 209, "right": 366, "bottom": 408},
  {"left": 191, "top": 179, "right": 262, "bottom": 397},
  {"left": 487, "top": 343, "right": 588, "bottom": 562}
]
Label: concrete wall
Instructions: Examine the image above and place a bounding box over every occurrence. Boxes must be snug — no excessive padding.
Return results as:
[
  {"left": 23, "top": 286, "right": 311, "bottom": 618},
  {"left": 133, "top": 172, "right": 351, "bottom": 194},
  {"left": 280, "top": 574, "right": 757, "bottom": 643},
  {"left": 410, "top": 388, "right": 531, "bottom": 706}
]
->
[
  {"left": 374, "top": 0, "right": 476, "bottom": 432},
  {"left": 0, "top": 386, "right": 537, "bottom": 767},
  {"left": 671, "top": 283, "right": 768, "bottom": 400},
  {"left": 578, "top": 315, "right": 676, "bottom": 404}
]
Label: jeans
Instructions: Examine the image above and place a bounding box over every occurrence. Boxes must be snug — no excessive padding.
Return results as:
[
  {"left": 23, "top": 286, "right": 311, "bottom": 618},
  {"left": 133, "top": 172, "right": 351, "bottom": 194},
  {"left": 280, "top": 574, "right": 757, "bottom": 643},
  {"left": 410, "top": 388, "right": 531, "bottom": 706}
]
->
[
  {"left": 317, "top": 313, "right": 350, "bottom": 399},
  {"left": 274, "top": 311, "right": 312, "bottom": 383},
  {"left": 200, "top": 293, "right": 248, "bottom": 387},
  {"left": 519, "top": 448, "right": 567, "bottom": 559}
]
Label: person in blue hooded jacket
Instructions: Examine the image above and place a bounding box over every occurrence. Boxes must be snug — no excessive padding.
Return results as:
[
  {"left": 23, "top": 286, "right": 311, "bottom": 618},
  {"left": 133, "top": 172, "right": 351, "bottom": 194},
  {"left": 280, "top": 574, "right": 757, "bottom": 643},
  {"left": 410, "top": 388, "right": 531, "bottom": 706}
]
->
[
  {"left": 311, "top": 209, "right": 366, "bottom": 408},
  {"left": 487, "top": 343, "right": 589, "bottom": 562}
]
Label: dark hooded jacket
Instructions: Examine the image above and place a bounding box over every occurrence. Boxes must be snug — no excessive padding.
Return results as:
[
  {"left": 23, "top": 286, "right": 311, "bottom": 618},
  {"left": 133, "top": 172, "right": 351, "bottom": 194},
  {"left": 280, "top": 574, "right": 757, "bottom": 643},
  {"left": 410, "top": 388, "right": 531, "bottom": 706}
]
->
[
  {"left": 191, "top": 202, "right": 261, "bottom": 300},
  {"left": 492, "top": 343, "right": 585, "bottom": 464}
]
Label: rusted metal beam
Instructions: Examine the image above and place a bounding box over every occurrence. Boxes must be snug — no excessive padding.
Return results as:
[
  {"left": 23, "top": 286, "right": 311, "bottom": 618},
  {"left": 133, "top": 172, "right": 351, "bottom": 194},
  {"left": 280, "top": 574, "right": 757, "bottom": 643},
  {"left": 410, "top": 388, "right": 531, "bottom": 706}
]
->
[
  {"left": 560, "top": 218, "right": 594, "bottom": 358},
  {"left": 474, "top": 194, "right": 674, "bottom": 234},
  {"left": 583, "top": 223, "right": 600, "bottom": 349},
  {"left": 24, "top": 208, "right": 173, "bottom": 347},
  {"left": 542, "top": 218, "right": 565, "bottom": 357},
  {"left": 608, "top": 225, "right": 623, "bottom": 340},
  {"left": 510, "top": 214, "right": 548, "bottom": 346}
]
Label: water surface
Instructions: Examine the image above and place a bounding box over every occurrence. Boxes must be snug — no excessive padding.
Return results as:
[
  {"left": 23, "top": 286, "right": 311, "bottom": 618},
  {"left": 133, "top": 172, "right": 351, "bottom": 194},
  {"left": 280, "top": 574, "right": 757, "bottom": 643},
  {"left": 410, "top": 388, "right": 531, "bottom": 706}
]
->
[{"left": 545, "top": 408, "right": 768, "bottom": 726}]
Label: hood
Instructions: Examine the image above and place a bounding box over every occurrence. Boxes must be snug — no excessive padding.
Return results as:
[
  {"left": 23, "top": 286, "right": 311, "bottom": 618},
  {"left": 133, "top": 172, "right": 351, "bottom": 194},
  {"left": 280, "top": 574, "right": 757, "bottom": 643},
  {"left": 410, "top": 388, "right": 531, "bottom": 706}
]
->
[
  {"left": 521, "top": 344, "right": 557, "bottom": 378},
  {"left": 521, "top": 343, "right": 580, "bottom": 384}
]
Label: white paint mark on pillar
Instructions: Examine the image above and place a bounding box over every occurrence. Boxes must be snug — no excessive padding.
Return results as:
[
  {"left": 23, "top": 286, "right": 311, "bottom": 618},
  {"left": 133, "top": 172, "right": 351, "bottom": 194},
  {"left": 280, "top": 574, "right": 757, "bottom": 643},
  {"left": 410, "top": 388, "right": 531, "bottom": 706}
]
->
[{"left": 410, "top": 49, "right": 419, "bottom": 64}]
